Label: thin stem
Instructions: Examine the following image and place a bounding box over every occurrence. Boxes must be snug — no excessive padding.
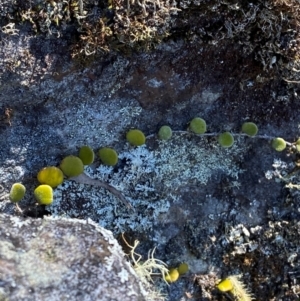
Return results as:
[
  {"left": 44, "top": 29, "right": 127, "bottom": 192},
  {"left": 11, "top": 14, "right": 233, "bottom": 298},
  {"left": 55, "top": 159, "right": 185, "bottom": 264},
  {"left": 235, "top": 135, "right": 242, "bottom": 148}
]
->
[
  {"left": 147, "top": 130, "right": 294, "bottom": 145},
  {"left": 70, "top": 173, "right": 134, "bottom": 210}
]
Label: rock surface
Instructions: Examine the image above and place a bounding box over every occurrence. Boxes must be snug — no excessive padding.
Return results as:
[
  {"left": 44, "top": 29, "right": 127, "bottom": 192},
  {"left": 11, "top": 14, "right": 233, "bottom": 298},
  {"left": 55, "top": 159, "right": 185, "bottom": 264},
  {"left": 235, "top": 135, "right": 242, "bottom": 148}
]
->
[
  {"left": 0, "top": 214, "right": 147, "bottom": 301},
  {"left": 1, "top": 1, "right": 300, "bottom": 300}
]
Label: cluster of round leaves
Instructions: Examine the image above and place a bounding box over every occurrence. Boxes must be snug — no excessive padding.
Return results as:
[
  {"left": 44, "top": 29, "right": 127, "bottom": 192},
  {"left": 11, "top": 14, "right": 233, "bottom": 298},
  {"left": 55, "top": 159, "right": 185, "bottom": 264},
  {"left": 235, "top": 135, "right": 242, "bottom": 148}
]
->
[
  {"left": 8, "top": 121, "right": 295, "bottom": 209},
  {"left": 186, "top": 117, "right": 259, "bottom": 148},
  {"left": 8, "top": 129, "right": 148, "bottom": 208},
  {"left": 159, "top": 117, "right": 296, "bottom": 153},
  {"left": 9, "top": 182, "right": 53, "bottom": 206},
  {"left": 164, "top": 262, "right": 189, "bottom": 283}
]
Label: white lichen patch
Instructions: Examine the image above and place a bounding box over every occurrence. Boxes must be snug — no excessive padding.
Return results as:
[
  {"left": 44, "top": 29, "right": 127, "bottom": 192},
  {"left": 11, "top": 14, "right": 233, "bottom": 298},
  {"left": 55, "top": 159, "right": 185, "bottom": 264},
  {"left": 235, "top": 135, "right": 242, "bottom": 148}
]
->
[
  {"left": 9, "top": 216, "right": 32, "bottom": 228},
  {"left": 48, "top": 134, "right": 247, "bottom": 234},
  {"left": 155, "top": 134, "right": 246, "bottom": 187},
  {"left": 118, "top": 269, "right": 129, "bottom": 284}
]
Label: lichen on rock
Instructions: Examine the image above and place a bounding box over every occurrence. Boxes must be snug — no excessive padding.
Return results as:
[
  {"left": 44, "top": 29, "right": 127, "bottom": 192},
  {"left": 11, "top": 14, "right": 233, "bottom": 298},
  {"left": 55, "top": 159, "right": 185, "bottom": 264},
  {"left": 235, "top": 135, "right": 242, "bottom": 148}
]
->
[
  {"left": 48, "top": 134, "right": 247, "bottom": 235},
  {"left": 0, "top": 214, "right": 148, "bottom": 301}
]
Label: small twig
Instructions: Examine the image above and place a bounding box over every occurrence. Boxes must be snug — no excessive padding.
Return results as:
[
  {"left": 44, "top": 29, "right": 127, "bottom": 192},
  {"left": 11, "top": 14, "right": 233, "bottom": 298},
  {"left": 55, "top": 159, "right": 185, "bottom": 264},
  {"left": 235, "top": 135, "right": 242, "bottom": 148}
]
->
[
  {"left": 283, "top": 78, "right": 300, "bottom": 83},
  {"left": 5, "top": 108, "right": 13, "bottom": 126},
  {"left": 78, "top": 0, "right": 83, "bottom": 15},
  {"left": 70, "top": 173, "right": 133, "bottom": 210},
  {"left": 15, "top": 203, "right": 24, "bottom": 214},
  {"left": 127, "top": 0, "right": 130, "bottom": 15},
  {"left": 285, "top": 183, "right": 300, "bottom": 190},
  {"left": 147, "top": 130, "right": 293, "bottom": 144}
]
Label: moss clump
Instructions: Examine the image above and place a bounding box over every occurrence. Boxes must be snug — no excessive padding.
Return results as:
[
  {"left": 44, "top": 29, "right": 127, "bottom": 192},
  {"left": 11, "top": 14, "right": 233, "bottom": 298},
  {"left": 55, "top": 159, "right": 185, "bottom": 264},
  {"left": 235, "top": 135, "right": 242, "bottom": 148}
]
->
[
  {"left": 189, "top": 117, "right": 207, "bottom": 134},
  {"left": 79, "top": 145, "right": 95, "bottom": 165},
  {"left": 99, "top": 147, "right": 118, "bottom": 166},
  {"left": 9, "top": 183, "right": 26, "bottom": 203},
  {"left": 34, "top": 184, "right": 53, "bottom": 205},
  {"left": 60, "top": 155, "right": 84, "bottom": 177},
  {"left": 218, "top": 132, "right": 234, "bottom": 148},
  {"left": 164, "top": 268, "right": 179, "bottom": 283},
  {"left": 272, "top": 137, "right": 286, "bottom": 152},
  {"left": 177, "top": 263, "right": 189, "bottom": 275},
  {"left": 158, "top": 125, "right": 172, "bottom": 140},
  {"left": 126, "top": 129, "right": 146, "bottom": 146},
  {"left": 241, "top": 122, "right": 258, "bottom": 137},
  {"left": 37, "top": 166, "right": 64, "bottom": 188}
]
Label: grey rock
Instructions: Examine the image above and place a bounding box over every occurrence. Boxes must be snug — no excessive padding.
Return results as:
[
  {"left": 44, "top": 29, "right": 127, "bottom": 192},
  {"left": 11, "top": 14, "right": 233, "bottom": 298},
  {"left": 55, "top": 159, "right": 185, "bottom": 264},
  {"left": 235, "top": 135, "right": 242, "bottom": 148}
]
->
[{"left": 0, "top": 214, "right": 147, "bottom": 301}]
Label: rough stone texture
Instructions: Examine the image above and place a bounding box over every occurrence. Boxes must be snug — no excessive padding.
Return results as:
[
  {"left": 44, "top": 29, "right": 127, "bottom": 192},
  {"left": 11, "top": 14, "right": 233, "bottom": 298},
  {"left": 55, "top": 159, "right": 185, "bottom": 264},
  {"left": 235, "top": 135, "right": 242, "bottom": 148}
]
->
[
  {"left": 0, "top": 214, "right": 147, "bottom": 301},
  {"left": 1, "top": 1, "right": 300, "bottom": 300}
]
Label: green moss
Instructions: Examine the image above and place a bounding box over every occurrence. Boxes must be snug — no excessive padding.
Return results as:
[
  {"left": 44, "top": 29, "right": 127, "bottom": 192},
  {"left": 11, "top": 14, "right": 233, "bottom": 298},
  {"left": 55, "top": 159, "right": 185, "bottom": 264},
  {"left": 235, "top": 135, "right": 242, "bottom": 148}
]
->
[
  {"left": 272, "top": 137, "right": 286, "bottom": 152},
  {"left": 218, "top": 132, "right": 234, "bottom": 148},
  {"left": 34, "top": 184, "right": 53, "bottom": 205},
  {"left": 9, "top": 183, "right": 26, "bottom": 203},
  {"left": 158, "top": 125, "right": 172, "bottom": 140},
  {"left": 241, "top": 122, "right": 258, "bottom": 137},
  {"left": 99, "top": 147, "right": 118, "bottom": 166},
  {"left": 79, "top": 145, "right": 95, "bottom": 165},
  {"left": 164, "top": 268, "right": 179, "bottom": 283},
  {"left": 126, "top": 129, "right": 146, "bottom": 146},
  {"left": 189, "top": 117, "right": 206, "bottom": 134},
  {"left": 60, "top": 155, "right": 84, "bottom": 177},
  {"left": 177, "top": 262, "right": 189, "bottom": 275},
  {"left": 37, "top": 166, "right": 64, "bottom": 188}
]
